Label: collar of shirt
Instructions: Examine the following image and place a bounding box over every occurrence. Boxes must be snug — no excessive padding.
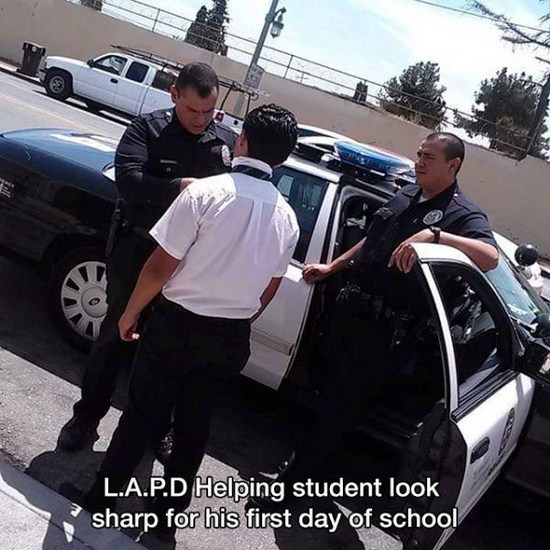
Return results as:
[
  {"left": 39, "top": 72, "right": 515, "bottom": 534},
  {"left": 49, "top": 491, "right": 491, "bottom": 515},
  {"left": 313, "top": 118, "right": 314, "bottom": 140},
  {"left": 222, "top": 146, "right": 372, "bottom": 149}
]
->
[
  {"left": 168, "top": 110, "right": 218, "bottom": 143},
  {"left": 231, "top": 156, "right": 273, "bottom": 178},
  {"left": 404, "top": 181, "right": 460, "bottom": 209}
]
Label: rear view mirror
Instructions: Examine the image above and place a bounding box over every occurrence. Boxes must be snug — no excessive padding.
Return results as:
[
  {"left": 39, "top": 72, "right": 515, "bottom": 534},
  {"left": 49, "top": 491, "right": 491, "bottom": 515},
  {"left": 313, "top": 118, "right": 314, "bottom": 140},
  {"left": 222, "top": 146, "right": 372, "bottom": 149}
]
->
[
  {"left": 515, "top": 244, "right": 538, "bottom": 267},
  {"left": 87, "top": 59, "right": 96, "bottom": 67}
]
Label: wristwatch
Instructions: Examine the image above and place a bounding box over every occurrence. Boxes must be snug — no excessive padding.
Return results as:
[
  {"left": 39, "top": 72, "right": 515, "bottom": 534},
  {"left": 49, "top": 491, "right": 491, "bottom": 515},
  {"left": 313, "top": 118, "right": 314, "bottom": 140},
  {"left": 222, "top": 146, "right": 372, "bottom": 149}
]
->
[{"left": 429, "top": 226, "right": 441, "bottom": 244}]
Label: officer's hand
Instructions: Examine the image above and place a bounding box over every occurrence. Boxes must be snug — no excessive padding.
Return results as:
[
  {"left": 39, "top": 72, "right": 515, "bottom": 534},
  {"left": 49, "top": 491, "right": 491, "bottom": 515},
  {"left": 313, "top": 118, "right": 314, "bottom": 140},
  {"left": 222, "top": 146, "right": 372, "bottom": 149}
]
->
[
  {"left": 389, "top": 229, "right": 432, "bottom": 273},
  {"left": 119, "top": 310, "right": 140, "bottom": 342},
  {"left": 303, "top": 263, "right": 332, "bottom": 284},
  {"left": 180, "top": 177, "right": 197, "bottom": 191}
]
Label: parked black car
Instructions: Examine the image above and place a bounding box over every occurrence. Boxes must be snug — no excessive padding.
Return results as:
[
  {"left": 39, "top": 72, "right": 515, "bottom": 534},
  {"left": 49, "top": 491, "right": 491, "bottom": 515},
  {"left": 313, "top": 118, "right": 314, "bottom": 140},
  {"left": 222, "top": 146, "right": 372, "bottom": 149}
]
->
[{"left": 0, "top": 129, "right": 118, "bottom": 349}]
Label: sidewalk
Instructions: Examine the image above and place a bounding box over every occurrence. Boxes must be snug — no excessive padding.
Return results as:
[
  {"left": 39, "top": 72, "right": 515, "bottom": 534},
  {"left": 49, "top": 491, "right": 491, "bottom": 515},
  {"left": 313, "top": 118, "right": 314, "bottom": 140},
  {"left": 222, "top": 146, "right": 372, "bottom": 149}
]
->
[
  {"left": 0, "top": 58, "right": 40, "bottom": 85},
  {"left": 0, "top": 458, "right": 144, "bottom": 550}
]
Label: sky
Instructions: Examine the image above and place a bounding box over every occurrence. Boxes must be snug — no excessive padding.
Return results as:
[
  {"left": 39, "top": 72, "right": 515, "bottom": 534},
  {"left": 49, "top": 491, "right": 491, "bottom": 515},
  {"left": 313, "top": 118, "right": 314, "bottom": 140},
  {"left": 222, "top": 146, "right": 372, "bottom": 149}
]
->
[{"left": 116, "top": 0, "right": 550, "bottom": 116}]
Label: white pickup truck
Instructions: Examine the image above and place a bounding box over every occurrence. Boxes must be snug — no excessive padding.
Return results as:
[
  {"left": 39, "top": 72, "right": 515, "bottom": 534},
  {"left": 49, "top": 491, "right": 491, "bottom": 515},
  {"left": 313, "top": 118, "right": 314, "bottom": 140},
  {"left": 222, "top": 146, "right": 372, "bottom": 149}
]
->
[{"left": 38, "top": 48, "right": 245, "bottom": 131}]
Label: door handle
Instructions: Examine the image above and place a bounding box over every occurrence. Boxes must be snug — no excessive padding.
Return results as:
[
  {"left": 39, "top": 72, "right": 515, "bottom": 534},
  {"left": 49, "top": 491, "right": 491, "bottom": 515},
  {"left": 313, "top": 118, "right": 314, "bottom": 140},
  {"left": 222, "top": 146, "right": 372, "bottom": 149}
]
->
[
  {"left": 470, "top": 437, "right": 490, "bottom": 463},
  {"left": 110, "top": 78, "right": 118, "bottom": 84}
]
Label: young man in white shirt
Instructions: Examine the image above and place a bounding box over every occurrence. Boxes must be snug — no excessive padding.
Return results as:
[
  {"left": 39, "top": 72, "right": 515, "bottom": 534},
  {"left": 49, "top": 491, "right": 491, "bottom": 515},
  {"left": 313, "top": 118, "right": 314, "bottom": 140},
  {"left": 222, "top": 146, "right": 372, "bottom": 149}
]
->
[{"left": 82, "top": 104, "right": 300, "bottom": 540}]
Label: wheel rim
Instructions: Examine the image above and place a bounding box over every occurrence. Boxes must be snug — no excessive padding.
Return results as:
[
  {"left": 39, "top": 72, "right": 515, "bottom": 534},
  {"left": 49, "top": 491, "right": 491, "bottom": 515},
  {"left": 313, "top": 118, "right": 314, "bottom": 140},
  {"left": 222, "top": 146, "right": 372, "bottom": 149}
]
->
[
  {"left": 50, "top": 75, "right": 66, "bottom": 94},
  {"left": 60, "top": 261, "right": 107, "bottom": 341}
]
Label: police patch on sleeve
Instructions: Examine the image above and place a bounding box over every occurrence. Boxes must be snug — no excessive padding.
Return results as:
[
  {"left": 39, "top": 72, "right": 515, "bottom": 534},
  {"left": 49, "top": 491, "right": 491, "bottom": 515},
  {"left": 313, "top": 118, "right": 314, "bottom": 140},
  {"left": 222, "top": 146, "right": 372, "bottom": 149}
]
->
[
  {"left": 221, "top": 144, "right": 232, "bottom": 167},
  {"left": 423, "top": 209, "right": 443, "bottom": 225}
]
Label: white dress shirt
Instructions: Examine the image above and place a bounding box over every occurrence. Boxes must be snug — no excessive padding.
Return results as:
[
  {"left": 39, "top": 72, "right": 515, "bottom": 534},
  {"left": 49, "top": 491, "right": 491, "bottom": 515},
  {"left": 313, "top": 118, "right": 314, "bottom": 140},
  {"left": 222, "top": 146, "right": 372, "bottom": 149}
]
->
[{"left": 150, "top": 156, "right": 300, "bottom": 319}]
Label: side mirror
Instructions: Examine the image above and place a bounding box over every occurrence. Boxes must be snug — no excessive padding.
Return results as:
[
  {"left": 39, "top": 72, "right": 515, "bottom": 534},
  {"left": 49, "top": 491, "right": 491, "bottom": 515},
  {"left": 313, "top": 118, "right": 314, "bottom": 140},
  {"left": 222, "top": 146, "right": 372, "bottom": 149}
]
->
[
  {"left": 515, "top": 244, "right": 538, "bottom": 267},
  {"left": 87, "top": 59, "right": 96, "bottom": 67},
  {"left": 534, "top": 313, "right": 550, "bottom": 339}
]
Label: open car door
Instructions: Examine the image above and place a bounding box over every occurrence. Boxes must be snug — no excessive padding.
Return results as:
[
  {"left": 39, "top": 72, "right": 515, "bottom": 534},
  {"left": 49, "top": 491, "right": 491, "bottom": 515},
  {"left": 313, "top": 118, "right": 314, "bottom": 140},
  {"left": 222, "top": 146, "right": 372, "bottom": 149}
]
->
[{"left": 382, "top": 244, "right": 548, "bottom": 550}]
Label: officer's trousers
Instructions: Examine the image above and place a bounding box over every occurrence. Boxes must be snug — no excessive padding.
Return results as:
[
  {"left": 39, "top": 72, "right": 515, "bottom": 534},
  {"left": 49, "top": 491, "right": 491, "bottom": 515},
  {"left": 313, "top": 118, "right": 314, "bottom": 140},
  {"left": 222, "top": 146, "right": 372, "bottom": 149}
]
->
[
  {"left": 73, "top": 231, "right": 155, "bottom": 425},
  {"left": 282, "top": 290, "right": 399, "bottom": 484},
  {"left": 88, "top": 299, "right": 251, "bottom": 514}
]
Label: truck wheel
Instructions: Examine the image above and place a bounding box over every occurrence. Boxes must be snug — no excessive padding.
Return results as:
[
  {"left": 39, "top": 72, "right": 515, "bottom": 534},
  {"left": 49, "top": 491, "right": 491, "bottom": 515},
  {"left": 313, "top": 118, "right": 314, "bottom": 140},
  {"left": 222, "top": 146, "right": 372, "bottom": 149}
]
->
[
  {"left": 45, "top": 70, "right": 72, "bottom": 101},
  {"left": 48, "top": 247, "right": 107, "bottom": 351}
]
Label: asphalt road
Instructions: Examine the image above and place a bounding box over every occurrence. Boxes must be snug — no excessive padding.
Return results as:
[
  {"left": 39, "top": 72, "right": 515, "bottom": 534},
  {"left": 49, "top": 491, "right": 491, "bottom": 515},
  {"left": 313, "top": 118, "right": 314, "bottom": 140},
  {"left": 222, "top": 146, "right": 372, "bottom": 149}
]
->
[{"left": 0, "top": 70, "right": 548, "bottom": 550}]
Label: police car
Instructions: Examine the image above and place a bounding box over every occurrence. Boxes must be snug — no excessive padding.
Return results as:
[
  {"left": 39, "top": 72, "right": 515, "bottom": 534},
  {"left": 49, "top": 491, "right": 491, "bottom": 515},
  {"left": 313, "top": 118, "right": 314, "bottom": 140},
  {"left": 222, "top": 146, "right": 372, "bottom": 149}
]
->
[{"left": 0, "top": 129, "right": 548, "bottom": 550}]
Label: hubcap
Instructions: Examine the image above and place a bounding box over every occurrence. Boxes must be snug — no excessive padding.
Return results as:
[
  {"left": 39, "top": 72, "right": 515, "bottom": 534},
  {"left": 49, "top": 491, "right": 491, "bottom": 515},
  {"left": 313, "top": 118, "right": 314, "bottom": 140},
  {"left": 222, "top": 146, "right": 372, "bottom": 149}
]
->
[
  {"left": 50, "top": 75, "right": 65, "bottom": 94},
  {"left": 60, "top": 261, "right": 107, "bottom": 341}
]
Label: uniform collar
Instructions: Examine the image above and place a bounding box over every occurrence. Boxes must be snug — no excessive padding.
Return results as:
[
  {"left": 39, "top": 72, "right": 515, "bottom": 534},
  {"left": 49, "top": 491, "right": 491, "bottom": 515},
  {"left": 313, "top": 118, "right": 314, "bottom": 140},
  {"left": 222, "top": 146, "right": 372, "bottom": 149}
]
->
[
  {"left": 168, "top": 109, "right": 218, "bottom": 143},
  {"left": 231, "top": 156, "right": 273, "bottom": 178},
  {"left": 411, "top": 180, "right": 459, "bottom": 207}
]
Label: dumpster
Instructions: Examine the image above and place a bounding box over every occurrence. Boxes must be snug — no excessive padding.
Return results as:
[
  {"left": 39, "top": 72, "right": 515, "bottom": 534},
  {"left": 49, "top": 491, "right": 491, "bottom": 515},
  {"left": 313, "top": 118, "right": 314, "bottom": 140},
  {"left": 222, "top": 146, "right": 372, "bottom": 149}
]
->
[{"left": 19, "top": 42, "right": 46, "bottom": 77}]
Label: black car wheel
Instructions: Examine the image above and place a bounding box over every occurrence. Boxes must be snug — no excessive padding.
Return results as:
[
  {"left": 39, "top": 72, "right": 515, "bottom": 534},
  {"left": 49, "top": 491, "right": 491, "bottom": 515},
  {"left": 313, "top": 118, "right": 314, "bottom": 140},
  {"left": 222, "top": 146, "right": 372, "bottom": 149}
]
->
[
  {"left": 49, "top": 247, "right": 107, "bottom": 351},
  {"left": 44, "top": 70, "right": 73, "bottom": 101}
]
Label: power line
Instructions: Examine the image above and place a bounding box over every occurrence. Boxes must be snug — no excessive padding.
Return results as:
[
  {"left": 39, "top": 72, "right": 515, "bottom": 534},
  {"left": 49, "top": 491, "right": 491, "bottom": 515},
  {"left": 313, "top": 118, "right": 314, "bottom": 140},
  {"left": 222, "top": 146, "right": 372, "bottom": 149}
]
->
[{"left": 410, "top": 0, "right": 547, "bottom": 33}]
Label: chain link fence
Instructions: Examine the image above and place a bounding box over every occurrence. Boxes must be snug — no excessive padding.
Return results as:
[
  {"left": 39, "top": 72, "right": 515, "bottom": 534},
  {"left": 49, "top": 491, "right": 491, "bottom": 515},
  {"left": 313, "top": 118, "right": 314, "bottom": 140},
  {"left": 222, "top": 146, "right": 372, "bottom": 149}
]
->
[{"left": 68, "top": 0, "right": 538, "bottom": 157}]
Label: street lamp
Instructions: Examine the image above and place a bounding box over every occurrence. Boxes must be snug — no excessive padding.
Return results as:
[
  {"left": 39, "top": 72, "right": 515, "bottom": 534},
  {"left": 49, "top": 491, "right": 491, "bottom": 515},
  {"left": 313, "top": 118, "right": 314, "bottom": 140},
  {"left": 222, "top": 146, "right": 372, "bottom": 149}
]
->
[{"left": 235, "top": 0, "right": 286, "bottom": 115}]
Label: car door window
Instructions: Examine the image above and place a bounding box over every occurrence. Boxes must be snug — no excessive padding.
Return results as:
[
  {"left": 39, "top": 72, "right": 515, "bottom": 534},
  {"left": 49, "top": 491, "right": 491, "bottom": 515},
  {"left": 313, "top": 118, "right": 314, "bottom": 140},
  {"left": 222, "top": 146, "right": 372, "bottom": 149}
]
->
[
  {"left": 94, "top": 55, "right": 127, "bottom": 76},
  {"left": 432, "top": 265, "right": 513, "bottom": 405},
  {"left": 272, "top": 166, "right": 328, "bottom": 263},
  {"left": 125, "top": 61, "right": 149, "bottom": 83}
]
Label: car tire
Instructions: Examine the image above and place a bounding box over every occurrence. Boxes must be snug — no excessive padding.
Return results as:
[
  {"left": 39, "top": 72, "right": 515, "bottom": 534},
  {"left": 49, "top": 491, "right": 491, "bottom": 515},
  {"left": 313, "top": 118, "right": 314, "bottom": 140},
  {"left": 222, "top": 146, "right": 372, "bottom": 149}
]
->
[
  {"left": 48, "top": 247, "right": 107, "bottom": 351},
  {"left": 44, "top": 70, "right": 73, "bottom": 101}
]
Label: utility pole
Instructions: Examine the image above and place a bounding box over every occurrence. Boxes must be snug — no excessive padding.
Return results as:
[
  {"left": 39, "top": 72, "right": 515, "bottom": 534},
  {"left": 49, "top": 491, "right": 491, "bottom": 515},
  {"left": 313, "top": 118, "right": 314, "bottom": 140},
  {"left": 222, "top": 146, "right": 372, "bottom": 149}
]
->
[
  {"left": 523, "top": 57, "right": 550, "bottom": 159},
  {"left": 234, "top": 0, "right": 285, "bottom": 116}
]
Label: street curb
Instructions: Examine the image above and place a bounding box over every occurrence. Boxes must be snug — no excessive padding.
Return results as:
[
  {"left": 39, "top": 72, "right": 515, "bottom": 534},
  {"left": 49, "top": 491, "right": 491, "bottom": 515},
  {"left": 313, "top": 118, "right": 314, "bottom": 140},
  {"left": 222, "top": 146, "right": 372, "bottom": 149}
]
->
[{"left": 0, "top": 62, "right": 40, "bottom": 85}]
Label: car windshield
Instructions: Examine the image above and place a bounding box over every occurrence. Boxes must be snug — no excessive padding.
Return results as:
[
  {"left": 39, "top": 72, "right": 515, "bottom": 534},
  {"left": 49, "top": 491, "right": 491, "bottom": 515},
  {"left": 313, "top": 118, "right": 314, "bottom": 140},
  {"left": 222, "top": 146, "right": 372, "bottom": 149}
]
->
[{"left": 485, "top": 251, "right": 547, "bottom": 324}]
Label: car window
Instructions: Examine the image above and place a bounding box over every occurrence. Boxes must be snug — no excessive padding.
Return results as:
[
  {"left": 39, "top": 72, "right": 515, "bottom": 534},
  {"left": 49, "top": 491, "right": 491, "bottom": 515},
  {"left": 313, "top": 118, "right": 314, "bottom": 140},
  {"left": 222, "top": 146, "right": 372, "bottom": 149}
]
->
[
  {"left": 272, "top": 166, "right": 328, "bottom": 263},
  {"left": 94, "top": 55, "right": 127, "bottom": 76},
  {"left": 432, "top": 265, "right": 512, "bottom": 405},
  {"left": 485, "top": 253, "right": 546, "bottom": 324},
  {"left": 151, "top": 70, "right": 176, "bottom": 91},
  {"left": 125, "top": 61, "right": 149, "bottom": 83}
]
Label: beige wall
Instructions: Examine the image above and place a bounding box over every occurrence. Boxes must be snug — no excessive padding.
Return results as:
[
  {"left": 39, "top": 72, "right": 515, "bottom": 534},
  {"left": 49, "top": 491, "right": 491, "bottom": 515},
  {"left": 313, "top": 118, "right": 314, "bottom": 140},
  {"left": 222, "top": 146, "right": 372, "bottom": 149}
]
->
[{"left": 2, "top": 0, "right": 549, "bottom": 256}]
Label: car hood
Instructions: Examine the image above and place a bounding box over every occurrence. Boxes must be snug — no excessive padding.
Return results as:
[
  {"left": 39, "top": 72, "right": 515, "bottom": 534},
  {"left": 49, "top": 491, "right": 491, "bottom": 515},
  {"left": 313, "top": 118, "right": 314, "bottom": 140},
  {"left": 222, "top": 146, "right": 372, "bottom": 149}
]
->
[{"left": 0, "top": 129, "right": 117, "bottom": 172}]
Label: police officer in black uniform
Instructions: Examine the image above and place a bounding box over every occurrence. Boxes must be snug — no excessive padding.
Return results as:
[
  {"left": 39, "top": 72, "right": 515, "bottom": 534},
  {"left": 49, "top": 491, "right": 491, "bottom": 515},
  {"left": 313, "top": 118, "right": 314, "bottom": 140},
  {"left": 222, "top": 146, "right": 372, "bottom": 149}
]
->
[
  {"left": 251, "top": 131, "right": 500, "bottom": 507},
  {"left": 58, "top": 62, "right": 236, "bottom": 451}
]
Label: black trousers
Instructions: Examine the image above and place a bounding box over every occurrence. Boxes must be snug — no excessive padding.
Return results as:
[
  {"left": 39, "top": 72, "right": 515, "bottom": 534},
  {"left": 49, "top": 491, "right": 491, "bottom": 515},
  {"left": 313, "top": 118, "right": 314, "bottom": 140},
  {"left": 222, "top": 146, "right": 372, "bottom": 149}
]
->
[
  {"left": 283, "top": 289, "right": 399, "bottom": 484},
  {"left": 73, "top": 231, "right": 156, "bottom": 425},
  {"left": 89, "top": 299, "right": 251, "bottom": 514}
]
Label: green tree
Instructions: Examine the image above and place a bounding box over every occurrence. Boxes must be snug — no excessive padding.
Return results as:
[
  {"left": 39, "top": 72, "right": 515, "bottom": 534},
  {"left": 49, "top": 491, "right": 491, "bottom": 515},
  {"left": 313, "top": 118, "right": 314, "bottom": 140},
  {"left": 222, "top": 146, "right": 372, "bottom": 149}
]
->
[
  {"left": 185, "top": 1, "right": 229, "bottom": 56},
  {"left": 80, "top": 0, "right": 102, "bottom": 11},
  {"left": 379, "top": 61, "right": 446, "bottom": 129},
  {"left": 456, "top": 67, "right": 548, "bottom": 158}
]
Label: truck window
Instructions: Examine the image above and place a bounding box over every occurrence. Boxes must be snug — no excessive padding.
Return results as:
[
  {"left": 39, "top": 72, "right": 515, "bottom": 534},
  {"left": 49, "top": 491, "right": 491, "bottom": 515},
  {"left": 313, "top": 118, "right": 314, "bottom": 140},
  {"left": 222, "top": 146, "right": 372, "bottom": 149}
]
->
[
  {"left": 94, "top": 55, "right": 127, "bottom": 76},
  {"left": 272, "top": 166, "right": 328, "bottom": 263},
  {"left": 125, "top": 62, "right": 149, "bottom": 83},
  {"left": 152, "top": 70, "right": 176, "bottom": 92}
]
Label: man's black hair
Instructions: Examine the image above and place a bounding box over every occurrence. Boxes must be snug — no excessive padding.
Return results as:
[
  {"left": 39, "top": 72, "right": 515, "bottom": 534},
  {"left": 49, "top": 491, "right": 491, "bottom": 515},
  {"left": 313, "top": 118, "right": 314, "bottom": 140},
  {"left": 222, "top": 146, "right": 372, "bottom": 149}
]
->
[
  {"left": 425, "top": 132, "right": 465, "bottom": 174},
  {"left": 175, "top": 62, "right": 219, "bottom": 97},
  {"left": 242, "top": 103, "right": 298, "bottom": 167}
]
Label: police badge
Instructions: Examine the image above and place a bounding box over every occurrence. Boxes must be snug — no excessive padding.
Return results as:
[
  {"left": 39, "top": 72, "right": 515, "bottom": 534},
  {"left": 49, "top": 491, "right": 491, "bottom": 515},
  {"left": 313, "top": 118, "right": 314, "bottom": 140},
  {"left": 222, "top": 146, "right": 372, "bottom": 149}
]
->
[{"left": 423, "top": 209, "right": 443, "bottom": 225}]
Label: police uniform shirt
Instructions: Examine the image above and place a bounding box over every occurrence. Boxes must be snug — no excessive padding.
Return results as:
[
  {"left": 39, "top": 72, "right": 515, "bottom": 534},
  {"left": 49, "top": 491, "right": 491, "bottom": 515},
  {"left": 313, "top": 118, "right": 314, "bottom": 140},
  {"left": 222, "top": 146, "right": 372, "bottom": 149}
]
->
[
  {"left": 150, "top": 156, "right": 300, "bottom": 319},
  {"left": 355, "top": 181, "right": 497, "bottom": 301},
  {"left": 114, "top": 108, "right": 236, "bottom": 230}
]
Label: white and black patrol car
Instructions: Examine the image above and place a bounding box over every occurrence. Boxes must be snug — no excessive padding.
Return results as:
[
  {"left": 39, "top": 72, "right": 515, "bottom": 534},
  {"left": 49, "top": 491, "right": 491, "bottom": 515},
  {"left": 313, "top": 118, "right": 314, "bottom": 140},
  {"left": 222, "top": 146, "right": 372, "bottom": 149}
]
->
[{"left": 0, "top": 127, "right": 548, "bottom": 550}]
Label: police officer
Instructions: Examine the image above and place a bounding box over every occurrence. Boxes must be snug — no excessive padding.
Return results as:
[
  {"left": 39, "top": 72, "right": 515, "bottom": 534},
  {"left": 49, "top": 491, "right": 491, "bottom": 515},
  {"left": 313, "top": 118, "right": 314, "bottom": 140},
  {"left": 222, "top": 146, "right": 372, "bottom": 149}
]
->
[
  {"left": 251, "top": 131, "right": 499, "bottom": 508},
  {"left": 58, "top": 62, "right": 236, "bottom": 451}
]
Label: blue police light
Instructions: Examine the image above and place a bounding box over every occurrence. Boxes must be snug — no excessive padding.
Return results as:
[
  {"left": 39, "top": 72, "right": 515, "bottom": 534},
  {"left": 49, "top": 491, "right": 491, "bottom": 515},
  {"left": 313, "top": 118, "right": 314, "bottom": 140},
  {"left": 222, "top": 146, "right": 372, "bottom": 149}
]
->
[{"left": 334, "top": 141, "right": 416, "bottom": 184}]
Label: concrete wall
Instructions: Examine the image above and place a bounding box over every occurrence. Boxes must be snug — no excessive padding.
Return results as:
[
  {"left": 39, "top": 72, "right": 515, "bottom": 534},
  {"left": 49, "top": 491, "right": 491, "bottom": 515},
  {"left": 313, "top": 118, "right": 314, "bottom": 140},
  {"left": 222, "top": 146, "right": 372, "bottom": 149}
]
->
[{"left": 1, "top": 0, "right": 549, "bottom": 255}]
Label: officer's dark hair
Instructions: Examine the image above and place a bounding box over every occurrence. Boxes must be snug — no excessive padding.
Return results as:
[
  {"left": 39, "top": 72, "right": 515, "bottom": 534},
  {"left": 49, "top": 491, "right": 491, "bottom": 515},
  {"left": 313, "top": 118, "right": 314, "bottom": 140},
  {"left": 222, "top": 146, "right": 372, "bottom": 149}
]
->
[
  {"left": 242, "top": 103, "right": 298, "bottom": 167},
  {"left": 425, "top": 132, "right": 465, "bottom": 174},
  {"left": 175, "top": 62, "right": 219, "bottom": 97}
]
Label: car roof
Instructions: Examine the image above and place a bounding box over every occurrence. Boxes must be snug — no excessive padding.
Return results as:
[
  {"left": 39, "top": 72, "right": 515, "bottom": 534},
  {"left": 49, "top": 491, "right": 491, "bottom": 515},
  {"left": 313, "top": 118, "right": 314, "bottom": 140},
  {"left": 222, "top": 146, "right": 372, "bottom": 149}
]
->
[{"left": 0, "top": 129, "right": 116, "bottom": 172}]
